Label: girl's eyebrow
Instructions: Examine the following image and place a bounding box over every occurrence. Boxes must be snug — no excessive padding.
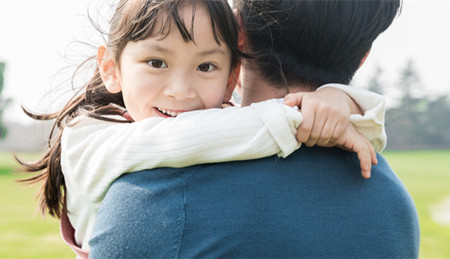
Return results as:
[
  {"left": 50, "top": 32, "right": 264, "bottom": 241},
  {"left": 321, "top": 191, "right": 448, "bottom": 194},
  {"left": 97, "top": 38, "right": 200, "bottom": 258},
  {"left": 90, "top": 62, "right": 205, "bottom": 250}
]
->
[
  {"left": 197, "top": 48, "right": 226, "bottom": 57},
  {"left": 142, "top": 43, "right": 173, "bottom": 55},
  {"left": 140, "top": 41, "right": 225, "bottom": 56}
]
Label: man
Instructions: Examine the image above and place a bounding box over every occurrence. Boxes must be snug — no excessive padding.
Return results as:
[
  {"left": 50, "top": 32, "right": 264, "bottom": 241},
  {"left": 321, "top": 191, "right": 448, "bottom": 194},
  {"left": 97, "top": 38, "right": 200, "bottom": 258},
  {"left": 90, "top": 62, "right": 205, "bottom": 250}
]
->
[{"left": 89, "top": 0, "right": 419, "bottom": 257}]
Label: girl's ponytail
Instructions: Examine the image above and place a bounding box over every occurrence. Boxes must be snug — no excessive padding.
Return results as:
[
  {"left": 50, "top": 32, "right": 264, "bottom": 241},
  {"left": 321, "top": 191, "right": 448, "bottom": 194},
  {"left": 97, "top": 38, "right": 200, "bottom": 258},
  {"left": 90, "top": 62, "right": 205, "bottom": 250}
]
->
[{"left": 17, "top": 65, "right": 126, "bottom": 218}]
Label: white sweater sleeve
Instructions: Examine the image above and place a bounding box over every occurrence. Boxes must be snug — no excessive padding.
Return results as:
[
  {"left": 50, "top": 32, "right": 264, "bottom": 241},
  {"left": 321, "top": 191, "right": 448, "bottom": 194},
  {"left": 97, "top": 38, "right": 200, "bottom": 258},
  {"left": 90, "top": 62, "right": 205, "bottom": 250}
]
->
[
  {"left": 317, "top": 83, "right": 387, "bottom": 152},
  {"left": 61, "top": 99, "right": 301, "bottom": 206},
  {"left": 61, "top": 99, "right": 302, "bottom": 249}
]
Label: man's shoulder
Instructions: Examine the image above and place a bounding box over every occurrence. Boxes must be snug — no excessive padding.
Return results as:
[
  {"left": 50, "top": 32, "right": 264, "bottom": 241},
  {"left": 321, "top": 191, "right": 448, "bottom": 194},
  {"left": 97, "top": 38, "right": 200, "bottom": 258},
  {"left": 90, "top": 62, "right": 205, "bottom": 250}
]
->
[
  {"left": 96, "top": 147, "right": 419, "bottom": 258},
  {"left": 123, "top": 146, "right": 394, "bottom": 182}
]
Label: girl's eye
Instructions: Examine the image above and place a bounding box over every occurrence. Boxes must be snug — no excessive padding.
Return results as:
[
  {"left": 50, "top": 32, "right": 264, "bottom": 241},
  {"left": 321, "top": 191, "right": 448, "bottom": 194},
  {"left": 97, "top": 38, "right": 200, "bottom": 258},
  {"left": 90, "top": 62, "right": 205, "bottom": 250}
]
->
[
  {"left": 148, "top": 59, "right": 167, "bottom": 68},
  {"left": 197, "top": 63, "right": 216, "bottom": 72}
]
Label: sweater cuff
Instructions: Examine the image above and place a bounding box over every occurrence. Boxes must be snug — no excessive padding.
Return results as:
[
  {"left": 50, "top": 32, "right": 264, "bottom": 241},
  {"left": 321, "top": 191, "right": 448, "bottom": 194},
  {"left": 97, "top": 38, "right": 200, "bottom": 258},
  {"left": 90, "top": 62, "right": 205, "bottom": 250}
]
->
[{"left": 251, "top": 99, "right": 302, "bottom": 158}]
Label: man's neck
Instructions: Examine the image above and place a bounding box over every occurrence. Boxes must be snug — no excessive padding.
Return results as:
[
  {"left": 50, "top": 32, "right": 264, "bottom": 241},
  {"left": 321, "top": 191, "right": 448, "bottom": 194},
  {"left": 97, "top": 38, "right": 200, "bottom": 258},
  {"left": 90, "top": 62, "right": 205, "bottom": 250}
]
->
[{"left": 240, "top": 67, "right": 314, "bottom": 106}]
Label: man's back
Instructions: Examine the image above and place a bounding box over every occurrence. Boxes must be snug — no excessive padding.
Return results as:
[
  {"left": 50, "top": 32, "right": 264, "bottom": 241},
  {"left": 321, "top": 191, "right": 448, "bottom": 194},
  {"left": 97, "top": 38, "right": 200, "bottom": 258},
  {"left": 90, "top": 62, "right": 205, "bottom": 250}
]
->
[{"left": 90, "top": 146, "right": 419, "bottom": 258}]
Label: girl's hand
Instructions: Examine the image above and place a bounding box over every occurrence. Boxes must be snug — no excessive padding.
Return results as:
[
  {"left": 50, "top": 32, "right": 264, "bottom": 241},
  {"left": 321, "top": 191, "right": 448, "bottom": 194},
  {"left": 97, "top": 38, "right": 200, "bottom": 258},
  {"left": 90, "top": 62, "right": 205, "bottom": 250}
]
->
[
  {"left": 283, "top": 87, "right": 358, "bottom": 147},
  {"left": 328, "top": 123, "right": 378, "bottom": 178},
  {"left": 283, "top": 88, "right": 376, "bottom": 178}
]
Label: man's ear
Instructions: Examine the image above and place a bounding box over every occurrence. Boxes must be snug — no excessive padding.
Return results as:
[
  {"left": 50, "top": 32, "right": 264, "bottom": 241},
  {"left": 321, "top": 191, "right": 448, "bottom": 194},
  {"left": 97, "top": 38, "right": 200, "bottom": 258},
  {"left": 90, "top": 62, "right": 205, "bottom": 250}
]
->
[
  {"left": 98, "top": 45, "right": 121, "bottom": 93},
  {"left": 233, "top": 9, "right": 247, "bottom": 52},
  {"left": 359, "top": 49, "right": 371, "bottom": 68},
  {"left": 224, "top": 64, "right": 241, "bottom": 102}
]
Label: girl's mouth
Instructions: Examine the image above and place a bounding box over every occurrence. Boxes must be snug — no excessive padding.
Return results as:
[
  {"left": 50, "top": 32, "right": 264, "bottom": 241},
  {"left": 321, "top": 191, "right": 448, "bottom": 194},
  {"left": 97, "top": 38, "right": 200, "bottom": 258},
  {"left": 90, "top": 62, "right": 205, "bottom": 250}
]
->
[{"left": 155, "top": 107, "right": 184, "bottom": 117}]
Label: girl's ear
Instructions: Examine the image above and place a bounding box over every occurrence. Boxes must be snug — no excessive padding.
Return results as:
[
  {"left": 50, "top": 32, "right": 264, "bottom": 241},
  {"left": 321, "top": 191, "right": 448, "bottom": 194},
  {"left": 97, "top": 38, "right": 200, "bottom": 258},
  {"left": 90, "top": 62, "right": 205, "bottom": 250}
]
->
[
  {"left": 224, "top": 64, "right": 241, "bottom": 102},
  {"left": 98, "top": 45, "right": 121, "bottom": 93}
]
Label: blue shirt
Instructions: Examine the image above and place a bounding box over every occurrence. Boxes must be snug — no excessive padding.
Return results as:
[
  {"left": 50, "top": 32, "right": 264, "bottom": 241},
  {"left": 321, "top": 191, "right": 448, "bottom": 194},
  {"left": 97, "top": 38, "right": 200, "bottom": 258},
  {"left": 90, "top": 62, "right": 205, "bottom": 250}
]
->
[{"left": 90, "top": 146, "right": 420, "bottom": 258}]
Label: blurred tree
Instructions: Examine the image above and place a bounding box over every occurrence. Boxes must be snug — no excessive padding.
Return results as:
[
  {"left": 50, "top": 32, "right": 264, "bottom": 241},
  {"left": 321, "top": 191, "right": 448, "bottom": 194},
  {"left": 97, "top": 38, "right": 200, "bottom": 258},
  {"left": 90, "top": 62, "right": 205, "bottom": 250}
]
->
[
  {"left": 367, "top": 66, "right": 384, "bottom": 95},
  {"left": 0, "top": 62, "right": 11, "bottom": 139},
  {"left": 388, "top": 60, "right": 423, "bottom": 148},
  {"left": 423, "top": 96, "right": 450, "bottom": 148},
  {"left": 384, "top": 60, "right": 450, "bottom": 150},
  {"left": 398, "top": 60, "right": 422, "bottom": 96}
]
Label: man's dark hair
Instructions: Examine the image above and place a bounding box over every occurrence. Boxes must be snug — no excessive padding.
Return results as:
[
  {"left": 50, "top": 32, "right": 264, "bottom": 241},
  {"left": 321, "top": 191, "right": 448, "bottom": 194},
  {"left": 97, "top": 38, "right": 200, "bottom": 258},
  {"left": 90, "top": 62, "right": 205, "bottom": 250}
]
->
[{"left": 234, "top": 0, "right": 402, "bottom": 89}]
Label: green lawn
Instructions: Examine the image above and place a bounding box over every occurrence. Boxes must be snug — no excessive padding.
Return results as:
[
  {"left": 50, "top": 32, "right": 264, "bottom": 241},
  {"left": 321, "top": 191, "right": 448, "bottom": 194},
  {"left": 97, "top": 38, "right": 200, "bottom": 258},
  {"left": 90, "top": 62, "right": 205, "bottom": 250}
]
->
[
  {"left": 1, "top": 151, "right": 449, "bottom": 258},
  {"left": 0, "top": 153, "right": 73, "bottom": 258},
  {"left": 383, "top": 150, "right": 450, "bottom": 259}
]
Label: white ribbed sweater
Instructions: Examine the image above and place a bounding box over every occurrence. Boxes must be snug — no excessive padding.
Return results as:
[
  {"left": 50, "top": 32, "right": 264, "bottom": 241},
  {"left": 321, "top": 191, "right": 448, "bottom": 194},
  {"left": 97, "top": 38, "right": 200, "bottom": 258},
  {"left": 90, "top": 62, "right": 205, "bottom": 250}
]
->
[{"left": 61, "top": 84, "right": 386, "bottom": 250}]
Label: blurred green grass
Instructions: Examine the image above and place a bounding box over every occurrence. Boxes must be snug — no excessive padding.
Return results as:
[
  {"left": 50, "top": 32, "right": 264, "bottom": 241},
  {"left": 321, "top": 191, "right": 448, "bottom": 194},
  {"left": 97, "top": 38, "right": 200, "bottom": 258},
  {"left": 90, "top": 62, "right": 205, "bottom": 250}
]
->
[
  {"left": 0, "top": 153, "right": 73, "bottom": 258},
  {"left": 384, "top": 150, "right": 450, "bottom": 259},
  {"left": 1, "top": 150, "right": 449, "bottom": 258}
]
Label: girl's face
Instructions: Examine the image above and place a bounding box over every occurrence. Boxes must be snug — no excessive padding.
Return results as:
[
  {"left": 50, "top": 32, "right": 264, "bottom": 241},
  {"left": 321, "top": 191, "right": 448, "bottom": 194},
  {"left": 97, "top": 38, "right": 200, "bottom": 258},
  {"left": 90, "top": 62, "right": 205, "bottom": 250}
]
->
[{"left": 103, "top": 5, "right": 235, "bottom": 121}]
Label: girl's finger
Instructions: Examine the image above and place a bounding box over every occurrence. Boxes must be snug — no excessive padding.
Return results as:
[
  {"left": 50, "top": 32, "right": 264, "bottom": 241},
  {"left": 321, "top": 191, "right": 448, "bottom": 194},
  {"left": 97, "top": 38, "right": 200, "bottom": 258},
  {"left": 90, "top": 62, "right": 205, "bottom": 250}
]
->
[{"left": 283, "top": 93, "right": 304, "bottom": 107}]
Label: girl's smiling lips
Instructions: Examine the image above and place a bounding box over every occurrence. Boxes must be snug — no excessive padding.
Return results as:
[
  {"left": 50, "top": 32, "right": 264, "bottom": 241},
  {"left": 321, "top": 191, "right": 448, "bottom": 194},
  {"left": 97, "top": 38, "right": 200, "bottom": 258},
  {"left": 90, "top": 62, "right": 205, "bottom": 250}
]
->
[{"left": 154, "top": 107, "right": 190, "bottom": 117}]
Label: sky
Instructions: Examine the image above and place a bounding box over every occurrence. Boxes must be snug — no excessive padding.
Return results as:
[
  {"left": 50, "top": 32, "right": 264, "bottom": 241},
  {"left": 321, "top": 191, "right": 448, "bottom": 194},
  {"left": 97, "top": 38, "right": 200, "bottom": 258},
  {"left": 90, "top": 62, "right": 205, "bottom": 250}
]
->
[{"left": 0, "top": 0, "right": 449, "bottom": 124}]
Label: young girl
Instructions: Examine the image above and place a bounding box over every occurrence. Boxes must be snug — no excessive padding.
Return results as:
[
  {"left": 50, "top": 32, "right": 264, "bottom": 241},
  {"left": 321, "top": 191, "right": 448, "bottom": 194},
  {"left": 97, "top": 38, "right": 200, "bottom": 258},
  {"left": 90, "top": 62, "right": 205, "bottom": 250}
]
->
[{"left": 19, "top": 0, "right": 386, "bottom": 255}]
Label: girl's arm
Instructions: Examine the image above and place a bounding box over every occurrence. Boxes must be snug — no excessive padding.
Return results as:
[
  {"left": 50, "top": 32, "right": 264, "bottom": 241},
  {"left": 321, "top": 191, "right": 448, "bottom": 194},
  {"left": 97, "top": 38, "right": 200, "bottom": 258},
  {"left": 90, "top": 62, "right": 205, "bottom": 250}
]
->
[{"left": 61, "top": 99, "right": 302, "bottom": 205}]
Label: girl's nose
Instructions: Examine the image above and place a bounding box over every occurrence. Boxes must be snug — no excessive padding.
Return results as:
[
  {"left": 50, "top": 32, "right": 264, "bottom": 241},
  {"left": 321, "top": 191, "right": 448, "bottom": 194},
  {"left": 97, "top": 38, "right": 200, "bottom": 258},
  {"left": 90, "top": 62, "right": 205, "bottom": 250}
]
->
[{"left": 164, "top": 75, "right": 196, "bottom": 100}]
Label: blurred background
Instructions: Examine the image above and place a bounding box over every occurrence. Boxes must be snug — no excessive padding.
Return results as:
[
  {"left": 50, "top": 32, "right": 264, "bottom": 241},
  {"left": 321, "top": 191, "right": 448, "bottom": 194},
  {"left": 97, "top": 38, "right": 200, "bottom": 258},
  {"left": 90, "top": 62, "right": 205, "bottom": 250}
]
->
[
  {"left": 0, "top": 0, "right": 449, "bottom": 150},
  {"left": 0, "top": 0, "right": 449, "bottom": 258}
]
